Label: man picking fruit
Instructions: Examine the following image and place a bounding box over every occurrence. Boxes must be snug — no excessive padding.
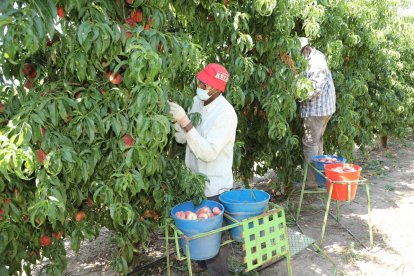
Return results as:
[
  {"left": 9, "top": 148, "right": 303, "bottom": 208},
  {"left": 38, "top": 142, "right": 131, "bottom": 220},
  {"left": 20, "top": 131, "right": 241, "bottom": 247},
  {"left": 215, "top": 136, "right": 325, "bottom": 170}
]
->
[
  {"left": 168, "top": 63, "right": 237, "bottom": 275},
  {"left": 298, "top": 37, "right": 336, "bottom": 189}
]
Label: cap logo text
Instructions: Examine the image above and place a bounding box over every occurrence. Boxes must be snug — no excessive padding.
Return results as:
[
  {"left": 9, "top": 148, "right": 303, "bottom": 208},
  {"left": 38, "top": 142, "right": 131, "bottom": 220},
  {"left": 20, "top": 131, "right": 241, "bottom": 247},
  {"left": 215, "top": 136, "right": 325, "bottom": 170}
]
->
[{"left": 215, "top": 72, "right": 229, "bottom": 82}]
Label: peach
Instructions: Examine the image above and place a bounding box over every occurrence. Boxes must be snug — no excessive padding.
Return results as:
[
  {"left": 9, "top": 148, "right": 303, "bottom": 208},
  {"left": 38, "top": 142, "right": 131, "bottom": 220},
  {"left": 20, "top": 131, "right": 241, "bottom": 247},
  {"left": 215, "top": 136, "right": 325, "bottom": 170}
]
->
[
  {"left": 186, "top": 212, "right": 197, "bottom": 220},
  {"left": 198, "top": 206, "right": 212, "bottom": 214},
  {"left": 197, "top": 213, "right": 209, "bottom": 220},
  {"left": 175, "top": 211, "right": 186, "bottom": 219},
  {"left": 212, "top": 207, "right": 221, "bottom": 215}
]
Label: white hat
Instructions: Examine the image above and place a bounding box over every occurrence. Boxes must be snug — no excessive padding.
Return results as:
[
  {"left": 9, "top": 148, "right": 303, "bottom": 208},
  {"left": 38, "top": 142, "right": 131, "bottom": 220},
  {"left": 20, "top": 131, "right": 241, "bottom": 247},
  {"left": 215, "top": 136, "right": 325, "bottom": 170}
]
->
[{"left": 298, "top": 37, "right": 309, "bottom": 49}]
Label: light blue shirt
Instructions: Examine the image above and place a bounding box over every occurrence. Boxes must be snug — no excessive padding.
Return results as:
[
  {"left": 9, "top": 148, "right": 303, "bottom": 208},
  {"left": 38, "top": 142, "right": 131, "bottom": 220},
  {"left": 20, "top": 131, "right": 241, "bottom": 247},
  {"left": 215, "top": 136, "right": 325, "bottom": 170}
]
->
[{"left": 300, "top": 48, "right": 336, "bottom": 117}]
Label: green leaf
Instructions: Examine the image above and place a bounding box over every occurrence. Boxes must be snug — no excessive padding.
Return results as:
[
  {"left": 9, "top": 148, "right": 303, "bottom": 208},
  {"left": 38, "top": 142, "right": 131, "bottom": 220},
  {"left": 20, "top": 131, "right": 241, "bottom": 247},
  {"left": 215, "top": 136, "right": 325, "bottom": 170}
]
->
[
  {"left": 57, "top": 100, "right": 68, "bottom": 121},
  {"left": 77, "top": 22, "right": 92, "bottom": 46},
  {"left": 125, "top": 148, "right": 133, "bottom": 167},
  {"left": 81, "top": 162, "right": 89, "bottom": 183},
  {"left": 0, "top": 157, "right": 11, "bottom": 181},
  {"left": 32, "top": 0, "right": 55, "bottom": 38},
  {"left": 48, "top": 101, "right": 58, "bottom": 126},
  {"left": 111, "top": 23, "right": 121, "bottom": 42},
  {"left": 45, "top": 151, "right": 63, "bottom": 176},
  {"left": 71, "top": 229, "right": 82, "bottom": 252},
  {"left": 76, "top": 53, "right": 87, "bottom": 81},
  {"left": 113, "top": 61, "right": 128, "bottom": 74},
  {"left": 0, "top": 15, "right": 13, "bottom": 28},
  {"left": 33, "top": 15, "right": 45, "bottom": 38},
  {"left": 111, "top": 116, "right": 121, "bottom": 137},
  {"left": 86, "top": 117, "right": 95, "bottom": 143},
  {"left": 61, "top": 147, "right": 76, "bottom": 163},
  {"left": 15, "top": 124, "right": 27, "bottom": 146}
]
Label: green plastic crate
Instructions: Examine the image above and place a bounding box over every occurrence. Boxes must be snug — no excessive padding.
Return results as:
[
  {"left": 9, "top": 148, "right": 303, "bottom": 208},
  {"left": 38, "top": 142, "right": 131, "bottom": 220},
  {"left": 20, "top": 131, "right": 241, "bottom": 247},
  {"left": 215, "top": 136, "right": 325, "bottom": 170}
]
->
[{"left": 241, "top": 206, "right": 291, "bottom": 273}]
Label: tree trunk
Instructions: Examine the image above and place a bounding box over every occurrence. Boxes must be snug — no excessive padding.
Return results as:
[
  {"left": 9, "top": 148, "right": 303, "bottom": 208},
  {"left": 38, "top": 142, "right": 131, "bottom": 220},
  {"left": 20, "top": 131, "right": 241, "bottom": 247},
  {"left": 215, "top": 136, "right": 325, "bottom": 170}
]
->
[{"left": 380, "top": 136, "right": 388, "bottom": 148}]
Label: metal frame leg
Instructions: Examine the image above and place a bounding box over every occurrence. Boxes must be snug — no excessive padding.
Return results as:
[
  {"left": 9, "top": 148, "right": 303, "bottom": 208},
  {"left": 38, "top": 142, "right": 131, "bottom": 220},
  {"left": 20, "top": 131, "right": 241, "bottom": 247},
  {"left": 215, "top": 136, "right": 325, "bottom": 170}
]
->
[
  {"left": 293, "top": 163, "right": 374, "bottom": 250},
  {"left": 286, "top": 253, "right": 293, "bottom": 276},
  {"left": 365, "top": 182, "right": 373, "bottom": 248},
  {"left": 167, "top": 206, "right": 294, "bottom": 276},
  {"left": 185, "top": 239, "right": 192, "bottom": 276},
  {"left": 282, "top": 225, "right": 293, "bottom": 276},
  {"left": 296, "top": 163, "right": 329, "bottom": 221},
  {"left": 320, "top": 181, "right": 334, "bottom": 246},
  {"left": 336, "top": 201, "right": 340, "bottom": 223},
  {"left": 296, "top": 163, "right": 308, "bottom": 221},
  {"left": 312, "top": 243, "right": 337, "bottom": 275},
  {"left": 165, "top": 225, "right": 171, "bottom": 276}
]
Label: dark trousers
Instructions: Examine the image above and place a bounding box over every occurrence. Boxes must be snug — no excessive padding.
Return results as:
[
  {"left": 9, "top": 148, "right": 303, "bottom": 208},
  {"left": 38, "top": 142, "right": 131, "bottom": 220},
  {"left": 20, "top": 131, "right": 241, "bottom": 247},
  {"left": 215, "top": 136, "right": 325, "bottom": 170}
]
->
[{"left": 199, "top": 195, "right": 230, "bottom": 276}]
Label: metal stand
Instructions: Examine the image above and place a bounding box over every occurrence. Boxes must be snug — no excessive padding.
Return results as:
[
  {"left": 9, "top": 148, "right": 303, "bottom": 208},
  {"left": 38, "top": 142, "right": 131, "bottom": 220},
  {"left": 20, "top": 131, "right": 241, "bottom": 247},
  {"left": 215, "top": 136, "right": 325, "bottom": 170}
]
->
[
  {"left": 165, "top": 204, "right": 292, "bottom": 276},
  {"left": 295, "top": 162, "right": 373, "bottom": 249},
  {"left": 165, "top": 203, "right": 337, "bottom": 275}
]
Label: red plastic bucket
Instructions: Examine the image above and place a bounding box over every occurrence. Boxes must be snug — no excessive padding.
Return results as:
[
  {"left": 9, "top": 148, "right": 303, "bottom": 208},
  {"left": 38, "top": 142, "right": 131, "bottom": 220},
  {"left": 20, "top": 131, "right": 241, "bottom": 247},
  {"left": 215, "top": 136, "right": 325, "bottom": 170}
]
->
[
  {"left": 311, "top": 155, "right": 346, "bottom": 188},
  {"left": 324, "top": 163, "right": 362, "bottom": 201}
]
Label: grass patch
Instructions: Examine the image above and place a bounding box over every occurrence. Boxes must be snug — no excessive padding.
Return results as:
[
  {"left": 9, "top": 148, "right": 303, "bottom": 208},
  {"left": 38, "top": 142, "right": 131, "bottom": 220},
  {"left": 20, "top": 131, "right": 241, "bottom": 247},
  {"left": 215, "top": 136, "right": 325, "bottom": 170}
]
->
[
  {"left": 339, "top": 242, "right": 366, "bottom": 263},
  {"left": 383, "top": 151, "right": 396, "bottom": 159},
  {"left": 384, "top": 183, "right": 395, "bottom": 191},
  {"left": 285, "top": 213, "right": 297, "bottom": 227},
  {"left": 363, "top": 159, "right": 386, "bottom": 177},
  {"left": 228, "top": 255, "right": 259, "bottom": 276}
]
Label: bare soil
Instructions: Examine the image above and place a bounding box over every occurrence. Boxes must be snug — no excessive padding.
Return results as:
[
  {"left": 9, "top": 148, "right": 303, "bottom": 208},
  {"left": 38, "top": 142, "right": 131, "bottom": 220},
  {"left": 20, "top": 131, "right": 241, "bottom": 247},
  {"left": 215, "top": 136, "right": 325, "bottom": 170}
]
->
[{"left": 33, "top": 137, "right": 414, "bottom": 276}]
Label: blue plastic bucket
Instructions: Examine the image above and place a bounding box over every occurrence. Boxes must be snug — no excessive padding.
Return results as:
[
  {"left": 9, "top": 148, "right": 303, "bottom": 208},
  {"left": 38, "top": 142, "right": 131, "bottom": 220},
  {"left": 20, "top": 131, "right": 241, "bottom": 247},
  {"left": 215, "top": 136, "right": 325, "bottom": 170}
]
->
[
  {"left": 311, "top": 155, "right": 346, "bottom": 188},
  {"left": 219, "top": 189, "right": 270, "bottom": 242},
  {"left": 170, "top": 200, "right": 224, "bottom": 260}
]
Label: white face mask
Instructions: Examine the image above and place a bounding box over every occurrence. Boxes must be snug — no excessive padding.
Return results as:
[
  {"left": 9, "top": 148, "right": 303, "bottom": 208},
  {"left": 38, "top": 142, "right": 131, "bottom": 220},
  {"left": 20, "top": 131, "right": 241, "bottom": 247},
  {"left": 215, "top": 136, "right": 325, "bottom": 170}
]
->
[{"left": 196, "top": 87, "right": 211, "bottom": 101}]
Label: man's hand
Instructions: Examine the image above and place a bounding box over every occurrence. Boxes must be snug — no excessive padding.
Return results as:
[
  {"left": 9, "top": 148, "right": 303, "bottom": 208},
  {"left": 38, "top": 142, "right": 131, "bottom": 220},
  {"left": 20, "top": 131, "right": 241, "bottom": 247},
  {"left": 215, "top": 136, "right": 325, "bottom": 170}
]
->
[
  {"left": 173, "top": 123, "right": 187, "bottom": 144},
  {"left": 168, "top": 101, "right": 191, "bottom": 127}
]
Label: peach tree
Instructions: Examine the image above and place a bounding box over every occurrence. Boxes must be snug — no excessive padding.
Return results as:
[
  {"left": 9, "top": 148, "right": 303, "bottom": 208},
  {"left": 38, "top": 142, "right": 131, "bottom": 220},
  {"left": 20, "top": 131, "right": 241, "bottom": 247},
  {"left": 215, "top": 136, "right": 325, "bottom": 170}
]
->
[
  {"left": 0, "top": 0, "right": 413, "bottom": 274},
  {"left": 0, "top": 0, "right": 207, "bottom": 274}
]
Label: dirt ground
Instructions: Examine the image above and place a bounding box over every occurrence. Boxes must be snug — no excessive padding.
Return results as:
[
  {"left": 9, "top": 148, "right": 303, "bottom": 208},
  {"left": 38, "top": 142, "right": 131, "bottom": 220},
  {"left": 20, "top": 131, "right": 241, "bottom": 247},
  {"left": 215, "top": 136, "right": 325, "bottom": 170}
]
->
[
  {"left": 33, "top": 137, "right": 414, "bottom": 276},
  {"left": 261, "top": 137, "right": 414, "bottom": 276}
]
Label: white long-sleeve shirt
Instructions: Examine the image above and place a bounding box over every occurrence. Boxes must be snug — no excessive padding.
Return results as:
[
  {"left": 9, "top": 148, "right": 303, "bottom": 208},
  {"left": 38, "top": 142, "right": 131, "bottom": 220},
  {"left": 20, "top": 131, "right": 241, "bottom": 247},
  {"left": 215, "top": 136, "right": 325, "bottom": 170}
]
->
[{"left": 175, "top": 95, "right": 238, "bottom": 197}]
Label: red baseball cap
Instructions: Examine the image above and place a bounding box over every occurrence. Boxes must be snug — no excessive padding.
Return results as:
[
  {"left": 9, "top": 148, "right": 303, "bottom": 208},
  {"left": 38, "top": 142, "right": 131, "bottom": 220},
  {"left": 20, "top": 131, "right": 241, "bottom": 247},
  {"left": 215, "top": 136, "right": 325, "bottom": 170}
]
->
[{"left": 196, "top": 63, "right": 230, "bottom": 92}]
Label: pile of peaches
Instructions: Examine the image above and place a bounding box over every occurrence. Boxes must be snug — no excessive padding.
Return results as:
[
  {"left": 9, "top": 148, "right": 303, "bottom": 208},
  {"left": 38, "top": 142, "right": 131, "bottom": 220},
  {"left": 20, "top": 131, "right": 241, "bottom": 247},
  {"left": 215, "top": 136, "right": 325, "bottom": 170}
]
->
[{"left": 175, "top": 206, "right": 222, "bottom": 220}]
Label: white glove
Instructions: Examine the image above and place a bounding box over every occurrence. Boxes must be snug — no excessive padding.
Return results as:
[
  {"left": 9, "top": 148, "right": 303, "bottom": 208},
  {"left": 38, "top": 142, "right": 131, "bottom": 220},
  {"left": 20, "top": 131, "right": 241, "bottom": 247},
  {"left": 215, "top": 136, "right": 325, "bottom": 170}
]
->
[
  {"left": 174, "top": 123, "right": 187, "bottom": 144},
  {"left": 168, "top": 102, "right": 191, "bottom": 127}
]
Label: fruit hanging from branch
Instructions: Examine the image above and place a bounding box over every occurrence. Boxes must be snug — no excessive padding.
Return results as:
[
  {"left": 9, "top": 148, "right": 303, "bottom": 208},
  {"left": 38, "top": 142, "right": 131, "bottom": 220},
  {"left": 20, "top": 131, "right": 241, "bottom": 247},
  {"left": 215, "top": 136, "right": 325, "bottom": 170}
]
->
[
  {"left": 40, "top": 235, "right": 51, "bottom": 247},
  {"left": 57, "top": 6, "right": 64, "bottom": 19}
]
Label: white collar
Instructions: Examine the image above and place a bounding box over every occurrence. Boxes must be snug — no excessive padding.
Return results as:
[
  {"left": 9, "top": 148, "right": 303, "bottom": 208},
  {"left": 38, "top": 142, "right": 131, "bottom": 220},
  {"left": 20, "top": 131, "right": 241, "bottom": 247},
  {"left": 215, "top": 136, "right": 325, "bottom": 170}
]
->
[
  {"left": 306, "top": 48, "right": 316, "bottom": 60},
  {"left": 203, "top": 94, "right": 223, "bottom": 112}
]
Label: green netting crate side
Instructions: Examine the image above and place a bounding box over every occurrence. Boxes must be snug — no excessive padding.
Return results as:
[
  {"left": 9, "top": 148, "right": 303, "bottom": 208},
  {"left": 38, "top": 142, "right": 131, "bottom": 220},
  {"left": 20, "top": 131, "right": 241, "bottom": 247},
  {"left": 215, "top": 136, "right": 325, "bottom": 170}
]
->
[{"left": 242, "top": 209, "right": 289, "bottom": 271}]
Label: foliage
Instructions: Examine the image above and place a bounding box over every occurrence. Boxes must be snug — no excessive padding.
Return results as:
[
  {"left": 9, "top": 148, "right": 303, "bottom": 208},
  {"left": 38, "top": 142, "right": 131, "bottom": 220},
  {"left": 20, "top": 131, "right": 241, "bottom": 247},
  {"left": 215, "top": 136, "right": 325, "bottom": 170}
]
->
[{"left": 0, "top": 0, "right": 413, "bottom": 274}]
